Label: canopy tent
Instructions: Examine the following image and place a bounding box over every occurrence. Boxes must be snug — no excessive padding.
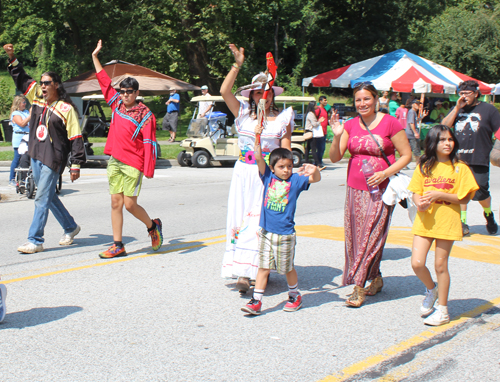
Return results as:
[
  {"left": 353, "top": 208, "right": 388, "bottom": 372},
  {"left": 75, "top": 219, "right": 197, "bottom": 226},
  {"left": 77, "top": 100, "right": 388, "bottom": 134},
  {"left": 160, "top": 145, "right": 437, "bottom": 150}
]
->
[
  {"left": 302, "top": 49, "right": 494, "bottom": 95},
  {"left": 492, "top": 84, "right": 500, "bottom": 95},
  {"left": 64, "top": 60, "right": 200, "bottom": 96}
]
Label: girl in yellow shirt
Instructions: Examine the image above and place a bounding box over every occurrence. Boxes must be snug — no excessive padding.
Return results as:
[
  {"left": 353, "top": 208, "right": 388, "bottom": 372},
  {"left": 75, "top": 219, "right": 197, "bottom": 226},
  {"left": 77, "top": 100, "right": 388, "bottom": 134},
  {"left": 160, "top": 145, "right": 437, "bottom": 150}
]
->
[{"left": 408, "top": 125, "right": 478, "bottom": 326}]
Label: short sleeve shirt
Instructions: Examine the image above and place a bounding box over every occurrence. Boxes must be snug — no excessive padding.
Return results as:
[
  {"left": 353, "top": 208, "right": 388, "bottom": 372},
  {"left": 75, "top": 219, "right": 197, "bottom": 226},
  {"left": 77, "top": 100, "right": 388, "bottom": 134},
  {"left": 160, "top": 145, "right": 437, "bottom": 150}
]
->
[
  {"left": 408, "top": 161, "right": 478, "bottom": 241},
  {"left": 406, "top": 109, "right": 418, "bottom": 139},
  {"left": 259, "top": 166, "right": 310, "bottom": 235},
  {"left": 345, "top": 114, "right": 403, "bottom": 191},
  {"left": 452, "top": 102, "right": 500, "bottom": 166},
  {"left": 167, "top": 93, "right": 180, "bottom": 113}
]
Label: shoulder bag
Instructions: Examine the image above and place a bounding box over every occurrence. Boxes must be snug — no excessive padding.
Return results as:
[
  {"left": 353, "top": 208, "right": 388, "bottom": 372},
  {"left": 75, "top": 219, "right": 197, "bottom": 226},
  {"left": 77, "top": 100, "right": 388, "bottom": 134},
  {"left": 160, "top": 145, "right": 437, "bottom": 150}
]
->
[{"left": 358, "top": 114, "right": 411, "bottom": 209}]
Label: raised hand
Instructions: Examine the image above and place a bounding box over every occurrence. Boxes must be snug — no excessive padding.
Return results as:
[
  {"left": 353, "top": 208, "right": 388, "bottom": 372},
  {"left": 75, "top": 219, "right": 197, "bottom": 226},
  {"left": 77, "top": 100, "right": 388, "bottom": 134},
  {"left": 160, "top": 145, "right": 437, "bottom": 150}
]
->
[
  {"left": 298, "top": 163, "right": 318, "bottom": 176},
  {"left": 3, "top": 44, "right": 15, "bottom": 59},
  {"left": 330, "top": 111, "right": 344, "bottom": 137},
  {"left": 229, "top": 44, "right": 245, "bottom": 67},
  {"left": 92, "top": 40, "right": 102, "bottom": 57}
]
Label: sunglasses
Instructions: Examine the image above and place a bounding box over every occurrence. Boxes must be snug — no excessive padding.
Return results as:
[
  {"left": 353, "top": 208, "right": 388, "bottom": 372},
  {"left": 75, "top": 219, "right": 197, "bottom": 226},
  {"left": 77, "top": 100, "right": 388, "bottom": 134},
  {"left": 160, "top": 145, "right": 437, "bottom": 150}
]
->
[
  {"left": 459, "top": 91, "right": 475, "bottom": 97},
  {"left": 40, "top": 81, "right": 53, "bottom": 86},
  {"left": 353, "top": 81, "right": 373, "bottom": 88},
  {"left": 120, "top": 89, "right": 136, "bottom": 95}
]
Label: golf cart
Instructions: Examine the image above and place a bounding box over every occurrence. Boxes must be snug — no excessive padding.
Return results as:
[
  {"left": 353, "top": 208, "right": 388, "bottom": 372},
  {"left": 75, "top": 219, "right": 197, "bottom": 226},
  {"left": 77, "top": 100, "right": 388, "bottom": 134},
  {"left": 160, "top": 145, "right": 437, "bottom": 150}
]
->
[{"left": 177, "top": 95, "right": 315, "bottom": 168}]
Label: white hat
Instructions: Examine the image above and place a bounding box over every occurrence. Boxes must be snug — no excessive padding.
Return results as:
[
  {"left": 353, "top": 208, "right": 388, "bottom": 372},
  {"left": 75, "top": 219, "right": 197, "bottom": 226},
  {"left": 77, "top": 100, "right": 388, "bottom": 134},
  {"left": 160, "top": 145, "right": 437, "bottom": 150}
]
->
[
  {"left": 201, "top": 85, "right": 208, "bottom": 90},
  {"left": 435, "top": 100, "right": 443, "bottom": 105},
  {"left": 238, "top": 73, "right": 284, "bottom": 98}
]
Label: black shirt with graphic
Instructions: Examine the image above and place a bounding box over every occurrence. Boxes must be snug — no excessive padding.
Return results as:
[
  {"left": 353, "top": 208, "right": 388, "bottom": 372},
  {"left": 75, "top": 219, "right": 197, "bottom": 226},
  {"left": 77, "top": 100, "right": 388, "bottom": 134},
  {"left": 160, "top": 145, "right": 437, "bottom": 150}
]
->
[{"left": 452, "top": 102, "right": 500, "bottom": 166}]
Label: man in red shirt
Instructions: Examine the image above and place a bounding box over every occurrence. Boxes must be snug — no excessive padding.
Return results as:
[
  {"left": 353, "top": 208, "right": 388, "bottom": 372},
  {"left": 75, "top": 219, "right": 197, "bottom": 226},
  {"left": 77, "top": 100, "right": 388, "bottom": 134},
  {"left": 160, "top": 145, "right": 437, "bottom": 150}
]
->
[
  {"left": 92, "top": 40, "right": 163, "bottom": 258},
  {"left": 315, "top": 96, "right": 329, "bottom": 168}
]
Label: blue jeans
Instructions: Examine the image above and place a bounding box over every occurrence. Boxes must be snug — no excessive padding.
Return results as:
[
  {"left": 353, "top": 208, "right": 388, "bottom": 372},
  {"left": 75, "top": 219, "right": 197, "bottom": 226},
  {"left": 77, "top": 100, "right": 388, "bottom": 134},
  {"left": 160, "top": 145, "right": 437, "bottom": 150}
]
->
[
  {"left": 28, "top": 158, "right": 77, "bottom": 245},
  {"left": 9, "top": 148, "right": 21, "bottom": 181},
  {"left": 316, "top": 136, "right": 326, "bottom": 166}
]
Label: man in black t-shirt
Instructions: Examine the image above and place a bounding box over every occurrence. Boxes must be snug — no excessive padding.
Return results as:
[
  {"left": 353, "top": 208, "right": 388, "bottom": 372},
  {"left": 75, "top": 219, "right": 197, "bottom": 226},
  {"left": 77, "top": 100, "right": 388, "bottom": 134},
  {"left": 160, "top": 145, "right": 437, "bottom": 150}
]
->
[{"left": 443, "top": 80, "right": 500, "bottom": 235}]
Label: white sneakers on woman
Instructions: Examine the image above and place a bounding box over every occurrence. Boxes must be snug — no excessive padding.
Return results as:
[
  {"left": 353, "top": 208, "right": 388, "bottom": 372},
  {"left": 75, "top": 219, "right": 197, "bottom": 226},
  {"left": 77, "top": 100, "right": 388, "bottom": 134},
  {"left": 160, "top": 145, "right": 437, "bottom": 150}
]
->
[
  {"left": 424, "top": 305, "right": 450, "bottom": 326},
  {"left": 421, "top": 283, "right": 438, "bottom": 316}
]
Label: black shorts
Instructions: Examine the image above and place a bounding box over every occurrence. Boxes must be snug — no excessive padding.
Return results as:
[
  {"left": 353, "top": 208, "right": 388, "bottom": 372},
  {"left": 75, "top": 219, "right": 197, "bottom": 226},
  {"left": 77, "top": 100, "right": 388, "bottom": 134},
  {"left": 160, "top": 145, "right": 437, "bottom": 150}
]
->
[{"left": 469, "top": 165, "right": 490, "bottom": 201}]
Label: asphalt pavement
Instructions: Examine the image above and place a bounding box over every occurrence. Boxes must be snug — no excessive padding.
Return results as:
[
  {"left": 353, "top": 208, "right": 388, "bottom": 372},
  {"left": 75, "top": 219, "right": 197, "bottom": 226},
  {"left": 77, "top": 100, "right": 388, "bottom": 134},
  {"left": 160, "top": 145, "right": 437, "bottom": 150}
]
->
[{"left": 0, "top": 161, "right": 499, "bottom": 381}]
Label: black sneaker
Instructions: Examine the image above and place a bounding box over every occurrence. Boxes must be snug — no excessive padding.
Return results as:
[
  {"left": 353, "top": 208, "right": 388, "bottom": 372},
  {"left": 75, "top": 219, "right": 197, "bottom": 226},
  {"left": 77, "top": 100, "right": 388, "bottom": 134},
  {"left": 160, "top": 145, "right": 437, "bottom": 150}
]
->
[
  {"left": 484, "top": 212, "right": 498, "bottom": 234},
  {"left": 462, "top": 222, "right": 470, "bottom": 236}
]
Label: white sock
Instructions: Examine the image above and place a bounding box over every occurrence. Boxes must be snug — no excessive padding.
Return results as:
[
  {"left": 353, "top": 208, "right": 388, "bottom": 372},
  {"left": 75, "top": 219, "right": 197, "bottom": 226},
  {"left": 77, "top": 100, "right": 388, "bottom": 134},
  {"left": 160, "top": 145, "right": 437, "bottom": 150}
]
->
[
  {"left": 253, "top": 289, "right": 264, "bottom": 301},
  {"left": 438, "top": 305, "right": 448, "bottom": 315},
  {"left": 288, "top": 283, "right": 299, "bottom": 297}
]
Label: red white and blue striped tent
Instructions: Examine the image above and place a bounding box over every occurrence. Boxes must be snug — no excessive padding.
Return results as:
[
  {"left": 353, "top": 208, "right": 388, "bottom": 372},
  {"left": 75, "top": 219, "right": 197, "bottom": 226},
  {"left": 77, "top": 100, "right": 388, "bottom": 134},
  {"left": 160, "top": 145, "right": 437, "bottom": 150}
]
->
[{"left": 302, "top": 49, "right": 494, "bottom": 95}]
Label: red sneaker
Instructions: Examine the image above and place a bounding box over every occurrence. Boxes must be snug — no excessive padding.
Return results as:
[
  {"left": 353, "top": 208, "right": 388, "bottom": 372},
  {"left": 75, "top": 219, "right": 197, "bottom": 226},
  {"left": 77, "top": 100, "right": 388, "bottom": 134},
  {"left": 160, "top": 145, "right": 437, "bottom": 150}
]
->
[
  {"left": 99, "top": 244, "right": 127, "bottom": 259},
  {"left": 241, "top": 298, "right": 262, "bottom": 315},
  {"left": 283, "top": 294, "right": 302, "bottom": 312}
]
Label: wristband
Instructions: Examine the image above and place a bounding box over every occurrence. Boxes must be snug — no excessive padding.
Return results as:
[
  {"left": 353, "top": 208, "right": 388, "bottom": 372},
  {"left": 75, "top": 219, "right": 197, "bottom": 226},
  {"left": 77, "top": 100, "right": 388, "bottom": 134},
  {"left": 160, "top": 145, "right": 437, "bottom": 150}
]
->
[{"left": 232, "top": 63, "right": 240, "bottom": 70}]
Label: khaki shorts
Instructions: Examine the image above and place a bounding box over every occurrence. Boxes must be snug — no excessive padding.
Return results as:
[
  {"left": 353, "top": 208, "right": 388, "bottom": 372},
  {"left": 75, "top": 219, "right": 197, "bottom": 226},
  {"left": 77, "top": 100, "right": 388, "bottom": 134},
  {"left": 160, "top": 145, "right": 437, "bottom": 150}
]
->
[
  {"left": 107, "top": 157, "right": 143, "bottom": 196},
  {"left": 258, "top": 229, "right": 296, "bottom": 275}
]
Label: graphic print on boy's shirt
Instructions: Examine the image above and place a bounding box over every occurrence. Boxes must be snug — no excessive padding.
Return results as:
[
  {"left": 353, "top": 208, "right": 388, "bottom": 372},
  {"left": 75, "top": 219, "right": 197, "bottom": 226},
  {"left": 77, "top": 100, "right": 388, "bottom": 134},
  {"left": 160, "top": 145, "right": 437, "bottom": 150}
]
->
[{"left": 264, "top": 178, "right": 290, "bottom": 213}]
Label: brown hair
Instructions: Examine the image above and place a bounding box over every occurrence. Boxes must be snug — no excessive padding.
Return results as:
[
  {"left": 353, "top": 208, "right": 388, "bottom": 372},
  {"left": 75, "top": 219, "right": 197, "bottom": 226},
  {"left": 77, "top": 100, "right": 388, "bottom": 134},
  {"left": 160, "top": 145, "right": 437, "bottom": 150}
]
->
[
  {"left": 248, "top": 89, "right": 278, "bottom": 120},
  {"left": 353, "top": 83, "right": 378, "bottom": 99}
]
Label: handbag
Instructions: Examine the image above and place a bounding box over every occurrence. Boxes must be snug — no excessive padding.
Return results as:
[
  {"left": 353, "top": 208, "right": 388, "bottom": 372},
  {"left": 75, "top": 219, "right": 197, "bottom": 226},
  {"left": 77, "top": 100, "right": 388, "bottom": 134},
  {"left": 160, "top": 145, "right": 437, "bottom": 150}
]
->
[{"left": 358, "top": 114, "right": 411, "bottom": 209}]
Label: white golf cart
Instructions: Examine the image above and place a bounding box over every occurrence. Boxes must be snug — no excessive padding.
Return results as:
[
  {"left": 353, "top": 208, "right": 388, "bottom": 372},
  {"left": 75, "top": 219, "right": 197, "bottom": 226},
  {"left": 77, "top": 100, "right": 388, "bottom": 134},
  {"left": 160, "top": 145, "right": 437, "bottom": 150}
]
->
[{"left": 177, "top": 95, "right": 315, "bottom": 168}]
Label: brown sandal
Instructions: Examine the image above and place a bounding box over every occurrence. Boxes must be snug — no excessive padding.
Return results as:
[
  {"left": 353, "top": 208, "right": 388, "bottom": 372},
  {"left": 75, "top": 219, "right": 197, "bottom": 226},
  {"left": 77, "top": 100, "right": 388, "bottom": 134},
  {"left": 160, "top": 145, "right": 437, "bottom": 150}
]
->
[
  {"left": 236, "top": 277, "right": 250, "bottom": 293},
  {"left": 365, "top": 276, "right": 383, "bottom": 296},
  {"left": 346, "top": 285, "right": 366, "bottom": 308}
]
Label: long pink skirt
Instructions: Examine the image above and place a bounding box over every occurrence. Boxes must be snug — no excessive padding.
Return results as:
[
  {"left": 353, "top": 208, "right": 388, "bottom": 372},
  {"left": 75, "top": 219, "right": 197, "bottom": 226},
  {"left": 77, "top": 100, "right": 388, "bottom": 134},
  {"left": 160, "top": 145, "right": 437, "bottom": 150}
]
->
[{"left": 342, "top": 186, "right": 394, "bottom": 287}]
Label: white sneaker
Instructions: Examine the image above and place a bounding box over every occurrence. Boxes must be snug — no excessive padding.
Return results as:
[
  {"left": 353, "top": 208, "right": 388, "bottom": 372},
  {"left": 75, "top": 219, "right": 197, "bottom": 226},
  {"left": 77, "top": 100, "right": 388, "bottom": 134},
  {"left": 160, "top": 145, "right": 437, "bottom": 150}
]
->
[
  {"left": 17, "top": 242, "right": 44, "bottom": 254},
  {"left": 424, "top": 305, "right": 450, "bottom": 326},
  {"left": 0, "top": 284, "right": 6, "bottom": 323},
  {"left": 59, "top": 225, "right": 81, "bottom": 246},
  {"left": 421, "top": 283, "right": 438, "bottom": 316}
]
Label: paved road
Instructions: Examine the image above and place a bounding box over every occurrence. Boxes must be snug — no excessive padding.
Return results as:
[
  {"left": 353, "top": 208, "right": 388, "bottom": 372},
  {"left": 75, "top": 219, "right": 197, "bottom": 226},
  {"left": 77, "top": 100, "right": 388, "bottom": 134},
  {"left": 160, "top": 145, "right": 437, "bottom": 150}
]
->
[{"left": 0, "top": 162, "right": 499, "bottom": 381}]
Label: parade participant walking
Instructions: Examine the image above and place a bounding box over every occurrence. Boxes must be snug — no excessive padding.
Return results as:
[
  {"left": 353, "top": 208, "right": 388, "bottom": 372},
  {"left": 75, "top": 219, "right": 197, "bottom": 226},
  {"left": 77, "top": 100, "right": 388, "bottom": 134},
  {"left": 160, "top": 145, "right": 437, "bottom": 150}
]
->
[
  {"left": 442, "top": 80, "right": 500, "bottom": 235},
  {"left": 3, "top": 44, "right": 84, "bottom": 254},
  {"left": 8, "top": 95, "right": 31, "bottom": 187},
  {"left": 329, "top": 82, "right": 412, "bottom": 307},
  {"left": 162, "top": 89, "right": 180, "bottom": 142},
  {"left": 220, "top": 44, "right": 293, "bottom": 293},
  {"left": 408, "top": 125, "right": 478, "bottom": 326},
  {"left": 92, "top": 40, "right": 162, "bottom": 259},
  {"left": 241, "top": 125, "right": 320, "bottom": 315}
]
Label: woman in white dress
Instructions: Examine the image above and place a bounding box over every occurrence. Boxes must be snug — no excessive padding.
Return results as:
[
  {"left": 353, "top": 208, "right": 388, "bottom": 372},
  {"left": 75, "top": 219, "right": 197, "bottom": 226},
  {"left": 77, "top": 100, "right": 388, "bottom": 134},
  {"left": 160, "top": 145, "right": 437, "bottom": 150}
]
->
[{"left": 220, "top": 44, "right": 294, "bottom": 293}]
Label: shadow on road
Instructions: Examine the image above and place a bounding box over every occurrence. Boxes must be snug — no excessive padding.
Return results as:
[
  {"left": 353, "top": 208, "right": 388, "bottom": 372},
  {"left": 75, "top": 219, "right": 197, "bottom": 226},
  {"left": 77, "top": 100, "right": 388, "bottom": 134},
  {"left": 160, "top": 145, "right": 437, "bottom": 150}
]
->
[
  {"left": 362, "top": 275, "right": 422, "bottom": 307},
  {"left": 0, "top": 306, "right": 83, "bottom": 329},
  {"left": 382, "top": 247, "right": 412, "bottom": 261},
  {"left": 77, "top": 234, "right": 137, "bottom": 247}
]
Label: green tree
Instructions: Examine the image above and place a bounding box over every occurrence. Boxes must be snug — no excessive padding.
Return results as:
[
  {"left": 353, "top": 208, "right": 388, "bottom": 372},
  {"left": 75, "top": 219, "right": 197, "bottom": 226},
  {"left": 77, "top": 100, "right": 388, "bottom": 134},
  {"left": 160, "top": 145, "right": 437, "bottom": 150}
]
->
[{"left": 419, "top": 2, "right": 500, "bottom": 83}]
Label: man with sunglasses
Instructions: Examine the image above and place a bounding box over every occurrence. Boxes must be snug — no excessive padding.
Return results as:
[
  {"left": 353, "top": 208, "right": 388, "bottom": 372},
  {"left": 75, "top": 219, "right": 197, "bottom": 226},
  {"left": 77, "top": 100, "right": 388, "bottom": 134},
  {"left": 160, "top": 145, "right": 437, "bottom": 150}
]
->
[
  {"left": 92, "top": 40, "right": 163, "bottom": 259},
  {"left": 442, "top": 80, "right": 500, "bottom": 235},
  {"left": 3, "top": 43, "right": 85, "bottom": 254}
]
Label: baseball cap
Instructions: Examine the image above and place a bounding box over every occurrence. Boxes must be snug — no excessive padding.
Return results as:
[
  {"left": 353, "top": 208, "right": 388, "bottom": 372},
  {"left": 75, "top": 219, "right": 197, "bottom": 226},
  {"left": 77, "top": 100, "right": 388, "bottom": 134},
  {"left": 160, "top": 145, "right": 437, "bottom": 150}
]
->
[{"left": 201, "top": 85, "right": 208, "bottom": 90}]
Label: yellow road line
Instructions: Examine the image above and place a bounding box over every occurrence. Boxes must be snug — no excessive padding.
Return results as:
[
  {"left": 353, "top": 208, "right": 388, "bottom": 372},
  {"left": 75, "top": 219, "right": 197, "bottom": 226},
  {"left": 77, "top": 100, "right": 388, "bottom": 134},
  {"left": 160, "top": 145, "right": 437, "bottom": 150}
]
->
[
  {"left": 319, "top": 295, "right": 500, "bottom": 382},
  {"left": 3, "top": 238, "right": 225, "bottom": 285}
]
